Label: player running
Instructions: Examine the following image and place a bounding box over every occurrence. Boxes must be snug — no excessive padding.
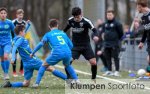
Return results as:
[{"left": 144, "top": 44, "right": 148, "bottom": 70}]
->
[
  {"left": 31, "top": 19, "right": 78, "bottom": 87},
  {"left": 0, "top": 7, "right": 15, "bottom": 80},
  {"left": 1, "top": 25, "right": 69, "bottom": 88},
  {"left": 137, "top": 0, "right": 150, "bottom": 72},
  {"left": 64, "top": 7, "right": 99, "bottom": 80}
]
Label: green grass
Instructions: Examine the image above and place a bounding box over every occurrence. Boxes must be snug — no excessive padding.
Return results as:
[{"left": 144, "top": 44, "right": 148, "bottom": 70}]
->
[{"left": 0, "top": 60, "right": 142, "bottom": 94}]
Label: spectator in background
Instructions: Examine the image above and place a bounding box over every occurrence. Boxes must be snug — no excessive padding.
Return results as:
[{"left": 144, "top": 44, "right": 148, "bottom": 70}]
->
[
  {"left": 92, "top": 19, "right": 108, "bottom": 72},
  {"left": 102, "top": 9, "right": 123, "bottom": 77}
]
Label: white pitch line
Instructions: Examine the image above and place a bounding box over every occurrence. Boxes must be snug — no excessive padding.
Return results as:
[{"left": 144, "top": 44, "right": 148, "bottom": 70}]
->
[{"left": 55, "top": 65, "right": 150, "bottom": 90}]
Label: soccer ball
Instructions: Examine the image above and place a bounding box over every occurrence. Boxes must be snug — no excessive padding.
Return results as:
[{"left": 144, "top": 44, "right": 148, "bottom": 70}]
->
[{"left": 137, "top": 69, "right": 146, "bottom": 76}]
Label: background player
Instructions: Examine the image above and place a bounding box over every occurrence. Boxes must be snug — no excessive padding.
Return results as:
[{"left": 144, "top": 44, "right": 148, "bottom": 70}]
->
[
  {"left": 1, "top": 25, "right": 68, "bottom": 88},
  {"left": 0, "top": 7, "right": 15, "bottom": 80},
  {"left": 137, "top": 0, "right": 150, "bottom": 71},
  {"left": 64, "top": 7, "right": 99, "bottom": 80},
  {"left": 12, "top": 9, "right": 30, "bottom": 77},
  {"left": 31, "top": 19, "right": 78, "bottom": 87}
]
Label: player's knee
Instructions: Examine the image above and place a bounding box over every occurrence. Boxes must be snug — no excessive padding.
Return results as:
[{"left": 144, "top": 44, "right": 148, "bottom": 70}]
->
[
  {"left": 48, "top": 66, "right": 55, "bottom": 72},
  {"left": 89, "top": 58, "right": 96, "bottom": 65},
  {"left": 42, "top": 62, "right": 49, "bottom": 67},
  {"left": 3, "top": 54, "right": 9, "bottom": 60},
  {"left": 23, "top": 81, "right": 30, "bottom": 87}
]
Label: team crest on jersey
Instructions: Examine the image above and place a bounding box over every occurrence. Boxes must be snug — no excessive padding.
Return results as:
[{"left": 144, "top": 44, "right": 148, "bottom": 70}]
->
[
  {"left": 4, "top": 24, "right": 9, "bottom": 29},
  {"left": 79, "top": 22, "right": 83, "bottom": 27},
  {"left": 99, "top": 27, "right": 102, "bottom": 31},
  {"left": 110, "top": 23, "right": 114, "bottom": 27}
]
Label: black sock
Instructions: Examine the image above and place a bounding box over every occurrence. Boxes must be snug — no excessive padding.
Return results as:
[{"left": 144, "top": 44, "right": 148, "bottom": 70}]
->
[
  {"left": 65, "top": 60, "right": 73, "bottom": 79},
  {"left": 91, "top": 65, "right": 97, "bottom": 79},
  {"left": 12, "top": 59, "right": 17, "bottom": 72},
  {"left": 20, "top": 60, "right": 23, "bottom": 71}
]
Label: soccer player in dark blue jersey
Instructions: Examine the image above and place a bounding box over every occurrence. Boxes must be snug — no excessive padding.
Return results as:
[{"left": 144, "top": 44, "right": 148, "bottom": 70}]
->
[
  {"left": 1, "top": 25, "right": 68, "bottom": 88},
  {"left": 31, "top": 19, "right": 78, "bottom": 87},
  {"left": 0, "top": 7, "right": 15, "bottom": 80}
]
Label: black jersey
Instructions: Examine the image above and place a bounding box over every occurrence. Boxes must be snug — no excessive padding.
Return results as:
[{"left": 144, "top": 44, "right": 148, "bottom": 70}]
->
[
  {"left": 140, "top": 11, "right": 150, "bottom": 43},
  {"left": 12, "top": 19, "right": 26, "bottom": 26},
  {"left": 64, "top": 17, "right": 97, "bottom": 46}
]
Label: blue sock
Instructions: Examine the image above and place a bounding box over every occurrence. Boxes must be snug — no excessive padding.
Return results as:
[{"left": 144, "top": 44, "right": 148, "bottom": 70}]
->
[
  {"left": 1, "top": 61, "right": 6, "bottom": 73},
  {"left": 66, "top": 65, "right": 78, "bottom": 79},
  {"left": 11, "top": 82, "right": 23, "bottom": 87},
  {"left": 4, "top": 60, "right": 10, "bottom": 73},
  {"left": 52, "top": 69, "right": 67, "bottom": 80},
  {"left": 35, "top": 66, "right": 46, "bottom": 84}
]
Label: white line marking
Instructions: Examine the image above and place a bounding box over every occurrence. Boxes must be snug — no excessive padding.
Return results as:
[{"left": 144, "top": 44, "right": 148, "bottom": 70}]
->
[{"left": 55, "top": 65, "right": 150, "bottom": 90}]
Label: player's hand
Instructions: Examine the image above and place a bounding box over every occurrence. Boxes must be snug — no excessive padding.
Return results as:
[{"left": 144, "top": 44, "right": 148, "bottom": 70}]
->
[
  {"left": 138, "top": 42, "right": 144, "bottom": 49},
  {"left": 97, "top": 50, "right": 102, "bottom": 56},
  {"left": 10, "top": 60, "right": 14, "bottom": 65},
  {"left": 30, "top": 54, "right": 33, "bottom": 57},
  {"left": 27, "top": 20, "right": 31, "bottom": 24},
  {"left": 93, "top": 36, "right": 99, "bottom": 43}
]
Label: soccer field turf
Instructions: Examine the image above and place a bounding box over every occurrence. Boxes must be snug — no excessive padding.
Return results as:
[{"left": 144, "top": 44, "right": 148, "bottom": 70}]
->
[{"left": 0, "top": 60, "right": 150, "bottom": 94}]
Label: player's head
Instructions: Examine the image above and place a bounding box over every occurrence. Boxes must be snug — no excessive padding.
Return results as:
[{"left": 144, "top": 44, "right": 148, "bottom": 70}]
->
[
  {"left": 136, "top": 0, "right": 148, "bottom": 13},
  {"left": 72, "top": 7, "right": 82, "bottom": 22},
  {"left": 106, "top": 9, "right": 115, "bottom": 21},
  {"left": 16, "top": 9, "right": 24, "bottom": 20},
  {"left": 48, "top": 19, "right": 59, "bottom": 30},
  {"left": 0, "top": 7, "right": 7, "bottom": 20},
  {"left": 15, "top": 25, "right": 25, "bottom": 36}
]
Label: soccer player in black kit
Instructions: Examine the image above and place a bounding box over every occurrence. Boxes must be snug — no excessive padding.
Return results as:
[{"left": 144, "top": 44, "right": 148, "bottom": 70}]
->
[
  {"left": 64, "top": 7, "right": 99, "bottom": 80},
  {"left": 137, "top": 0, "right": 150, "bottom": 66}
]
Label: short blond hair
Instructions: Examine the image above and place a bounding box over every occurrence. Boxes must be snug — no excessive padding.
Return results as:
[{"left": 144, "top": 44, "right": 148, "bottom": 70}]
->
[{"left": 16, "top": 9, "right": 24, "bottom": 14}]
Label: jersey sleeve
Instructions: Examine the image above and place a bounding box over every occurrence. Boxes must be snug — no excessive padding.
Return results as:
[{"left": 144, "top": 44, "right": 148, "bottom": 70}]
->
[
  {"left": 10, "top": 21, "right": 15, "bottom": 38},
  {"left": 11, "top": 38, "right": 23, "bottom": 61},
  {"left": 64, "top": 33, "right": 73, "bottom": 49},
  {"left": 86, "top": 19, "right": 98, "bottom": 36},
  {"left": 31, "top": 34, "right": 47, "bottom": 55},
  {"left": 24, "top": 22, "right": 31, "bottom": 33},
  {"left": 63, "top": 19, "right": 71, "bottom": 32}
]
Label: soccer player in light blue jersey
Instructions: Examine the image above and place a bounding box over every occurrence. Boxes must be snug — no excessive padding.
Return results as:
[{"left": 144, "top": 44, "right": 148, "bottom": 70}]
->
[
  {"left": 31, "top": 19, "right": 78, "bottom": 87},
  {"left": 0, "top": 7, "right": 15, "bottom": 80},
  {"left": 1, "top": 25, "right": 69, "bottom": 88}
]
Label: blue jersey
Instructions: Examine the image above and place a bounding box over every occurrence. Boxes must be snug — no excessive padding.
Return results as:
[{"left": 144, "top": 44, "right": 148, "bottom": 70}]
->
[
  {"left": 32, "top": 29, "right": 73, "bottom": 56},
  {"left": 0, "top": 19, "right": 15, "bottom": 45},
  {"left": 12, "top": 36, "right": 39, "bottom": 65}
]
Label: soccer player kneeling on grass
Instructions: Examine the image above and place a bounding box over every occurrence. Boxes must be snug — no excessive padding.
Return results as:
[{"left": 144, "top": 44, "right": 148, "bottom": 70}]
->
[
  {"left": 1, "top": 25, "right": 71, "bottom": 88},
  {"left": 31, "top": 19, "right": 78, "bottom": 87}
]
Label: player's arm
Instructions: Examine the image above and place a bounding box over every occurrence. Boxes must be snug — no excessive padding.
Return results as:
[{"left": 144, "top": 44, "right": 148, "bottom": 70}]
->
[
  {"left": 87, "top": 19, "right": 99, "bottom": 42},
  {"left": 24, "top": 20, "right": 31, "bottom": 33},
  {"left": 63, "top": 20, "right": 71, "bottom": 32},
  {"left": 116, "top": 22, "right": 124, "bottom": 40},
  {"left": 10, "top": 21, "right": 15, "bottom": 38},
  {"left": 11, "top": 38, "right": 23, "bottom": 64},
  {"left": 65, "top": 34, "right": 73, "bottom": 49},
  {"left": 31, "top": 34, "right": 47, "bottom": 56}
]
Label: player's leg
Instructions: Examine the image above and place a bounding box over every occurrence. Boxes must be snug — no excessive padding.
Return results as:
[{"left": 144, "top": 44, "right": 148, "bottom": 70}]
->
[
  {"left": 103, "top": 48, "right": 113, "bottom": 76},
  {"left": 0, "top": 46, "right": 6, "bottom": 74},
  {"left": 82, "top": 44, "right": 97, "bottom": 79},
  {"left": 12, "top": 52, "right": 18, "bottom": 77},
  {"left": 3, "top": 43, "right": 11, "bottom": 79},
  {"left": 99, "top": 54, "right": 108, "bottom": 72},
  {"left": 19, "top": 60, "right": 24, "bottom": 76},
  {"left": 63, "top": 55, "right": 78, "bottom": 80},
  {"left": 112, "top": 47, "right": 120, "bottom": 76},
  {"left": 65, "top": 47, "right": 81, "bottom": 79}
]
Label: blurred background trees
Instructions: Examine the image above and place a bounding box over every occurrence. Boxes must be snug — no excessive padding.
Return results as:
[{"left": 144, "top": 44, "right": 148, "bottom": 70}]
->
[{"left": 0, "top": 0, "right": 150, "bottom": 37}]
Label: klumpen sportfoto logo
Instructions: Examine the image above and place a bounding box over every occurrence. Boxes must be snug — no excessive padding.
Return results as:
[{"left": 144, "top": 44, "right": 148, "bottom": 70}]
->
[{"left": 65, "top": 79, "right": 150, "bottom": 94}]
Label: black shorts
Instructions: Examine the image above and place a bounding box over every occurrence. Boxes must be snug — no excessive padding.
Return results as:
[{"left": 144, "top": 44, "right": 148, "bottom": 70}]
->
[{"left": 72, "top": 44, "right": 95, "bottom": 60}]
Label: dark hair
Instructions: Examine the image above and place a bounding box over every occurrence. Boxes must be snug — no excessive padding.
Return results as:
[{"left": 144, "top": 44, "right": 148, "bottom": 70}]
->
[
  {"left": 49, "top": 19, "right": 59, "bottom": 28},
  {"left": 72, "top": 7, "right": 81, "bottom": 16},
  {"left": 16, "top": 9, "right": 24, "bottom": 14},
  {"left": 0, "top": 7, "right": 7, "bottom": 12},
  {"left": 137, "top": 0, "right": 148, "bottom": 7},
  {"left": 106, "top": 9, "right": 115, "bottom": 14},
  {"left": 15, "top": 25, "right": 25, "bottom": 35}
]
